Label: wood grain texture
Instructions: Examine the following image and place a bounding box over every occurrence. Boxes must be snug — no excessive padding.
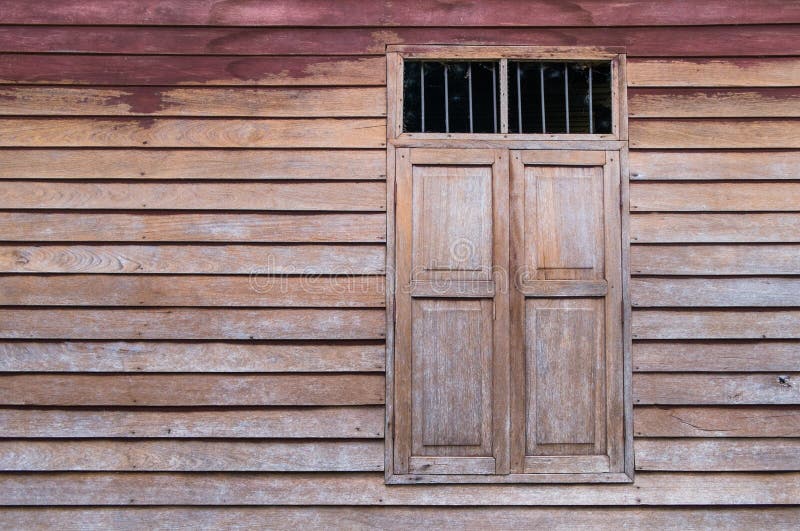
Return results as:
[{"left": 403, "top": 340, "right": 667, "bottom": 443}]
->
[
  {"left": 630, "top": 182, "right": 800, "bottom": 212},
  {"left": 0, "top": 149, "right": 386, "bottom": 180},
  {"left": 0, "top": 182, "right": 386, "bottom": 211},
  {"left": 0, "top": 407, "right": 385, "bottom": 438},
  {"left": 0, "top": 244, "right": 386, "bottom": 274},
  {"left": 635, "top": 439, "right": 800, "bottom": 471},
  {"left": 0, "top": 341, "right": 385, "bottom": 372},
  {"left": 0, "top": 213, "right": 386, "bottom": 242},
  {"left": 631, "top": 244, "right": 800, "bottom": 275},
  {"left": 630, "top": 151, "right": 800, "bottom": 181},
  {"left": 628, "top": 88, "right": 800, "bottom": 118},
  {"left": 628, "top": 58, "right": 800, "bottom": 87},
  {"left": 633, "top": 310, "right": 800, "bottom": 339},
  {"left": 0, "top": 118, "right": 386, "bottom": 148},
  {"left": 0, "top": 440, "right": 384, "bottom": 472},
  {"left": 0, "top": 55, "right": 387, "bottom": 85},
  {"left": 634, "top": 406, "right": 800, "bottom": 437},
  {"left": 0, "top": 308, "right": 385, "bottom": 340},
  {"left": 0, "top": 374, "right": 385, "bottom": 406},
  {"left": 634, "top": 374, "right": 800, "bottom": 405},
  {"left": 0, "top": 86, "right": 386, "bottom": 117},
  {"left": 633, "top": 341, "right": 800, "bottom": 372},
  {"left": 631, "top": 278, "right": 800, "bottom": 307},
  {"left": 631, "top": 214, "right": 800, "bottom": 243},
  {"left": 630, "top": 119, "right": 800, "bottom": 149}
]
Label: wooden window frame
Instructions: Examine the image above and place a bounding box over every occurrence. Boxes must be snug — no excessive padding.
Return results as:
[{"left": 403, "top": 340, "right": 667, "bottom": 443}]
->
[{"left": 385, "top": 45, "right": 632, "bottom": 484}]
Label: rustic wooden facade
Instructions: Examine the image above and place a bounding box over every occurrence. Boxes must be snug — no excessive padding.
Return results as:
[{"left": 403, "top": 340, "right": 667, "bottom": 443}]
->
[{"left": 0, "top": 0, "right": 799, "bottom": 527}]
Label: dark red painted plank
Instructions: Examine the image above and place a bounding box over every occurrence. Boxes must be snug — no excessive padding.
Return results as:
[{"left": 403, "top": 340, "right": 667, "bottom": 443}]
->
[
  {"left": 0, "top": 26, "right": 798, "bottom": 57},
  {"left": 1, "top": 0, "right": 797, "bottom": 26},
  {"left": 0, "top": 55, "right": 386, "bottom": 86}
]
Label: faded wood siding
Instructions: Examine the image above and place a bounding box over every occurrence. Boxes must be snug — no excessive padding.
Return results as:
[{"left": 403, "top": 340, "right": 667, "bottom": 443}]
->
[{"left": 0, "top": 1, "right": 799, "bottom": 525}]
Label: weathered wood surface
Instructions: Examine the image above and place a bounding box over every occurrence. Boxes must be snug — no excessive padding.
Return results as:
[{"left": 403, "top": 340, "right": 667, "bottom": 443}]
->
[
  {"left": 628, "top": 58, "right": 800, "bottom": 87},
  {"left": 0, "top": 86, "right": 386, "bottom": 117},
  {"left": 0, "top": 182, "right": 386, "bottom": 211},
  {"left": 630, "top": 151, "right": 800, "bottom": 181},
  {"left": 631, "top": 214, "right": 800, "bottom": 243},
  {"left": 631, "top": 245, "right": 800, "bottom": 275},
  {"left": 0, "top": 407, "right": 384, "bottom": 438},
  {"left": 0, "top": 118, "right": 386, "bottom": 148},
  {"left": 633, "top": 341, "right": 800, "bottom": 372},
  {"left": 630, "top": 119, "right": 800, "bottom": 148},
  {"left": 633, "top": 310, "right": 800, "bottom": 339},
  {"left": 0, "top": 149, "right": 386, "bottom": 180},
  {"left": 629, "top": 88, "right": 800, "bottom": 118},
  {"left": 0, "top": 244, "right": 386, "bottom": 274},
  {"left": 634, "top": 374, "right": 800, "bottom": 405},
  {"left": 630, "top": 183, "right": 800, "bottom": 212},
  {"left": 0, "top": 213, "right": 386, "bottom": 242},
  {"left": 634, "top": 406, "right": 800, "bottom": 437},
  {"left": 0, "top": 341, "right": 385, "bottom": 372},
  {"left": 631, "top": 278, "right": 800, "bottom": 307},
  {"left": 635, "top": 439, "right": 800, "bottom": 471},
  {"left": 0, "top": 374, "right": 385, "bottom": 406},
  {"left": 0, "top": 55, "right": 387, "bottom": 85},
  {"left": 0, "top": 440, "right": 384, "bottom": 472}
]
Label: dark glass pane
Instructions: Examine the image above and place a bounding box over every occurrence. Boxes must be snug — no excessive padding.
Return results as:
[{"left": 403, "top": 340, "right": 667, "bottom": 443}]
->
[
  {"left": 592, "top": 62, "right": 613, "bottom": 134},
  {"left": 447, "top": 62, "right": 470, "bottom": 133},
  {"left": 542, "top": 63, "right": 567, "bottom": 134},
  {"left": 422, "top": 62, "right": 446, "bottom": 133},
  {"left": 471, "top": 62, "right": 499, "bottom": 133},
  {"left": 567, "top": 63, "right": 591, "bottom": 133},
  {"left": 403, "top": 61, "right": 421, "bottom": 132},
  {"left": 508, "top": 62, "right": 544, "bottom": 134}
]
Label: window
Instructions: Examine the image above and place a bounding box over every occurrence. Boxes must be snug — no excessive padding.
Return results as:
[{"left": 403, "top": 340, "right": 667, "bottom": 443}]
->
[{"left": 386, "top": 46, "right": 631, "bottom": 484}]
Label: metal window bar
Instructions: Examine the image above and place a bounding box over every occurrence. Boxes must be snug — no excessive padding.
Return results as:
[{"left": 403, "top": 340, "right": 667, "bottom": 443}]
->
[
  {"left": 564, "top": 63, "right": 570, "bottom": 134},
  {"left": 588, "top": 65, "right": 594, "bottom": 134},
  {"left": 516, "top": 62, "right": 522, "bottom": 133},
  {"left": 539, "top": 63, "right": 546, "bottom": 133},
  {"left": 444, "top": 63, "right": 450, "bottom": 133},
  {"left": 420, "top": 62, "right": 425, "bottom": 133},
  {"left": 468, "top": 63, "right": 474, "bottom": 133},
  {"left": 492, "top": 63, "right": 498, "bottom": 133}
]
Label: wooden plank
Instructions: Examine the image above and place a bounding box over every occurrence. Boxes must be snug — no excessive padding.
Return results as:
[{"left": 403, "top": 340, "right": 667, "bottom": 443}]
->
[
  {"left": 634, "top": 373, "right": 800, "bottom": 405},
  {"left": 634, "top": 406, "right": 800, "bottom": 437},
  {"left": 635, "top": 439, "right": 800, "bottom": 471},
  {"left": 633, "top": 310, "right": 800, "bottom": 340},
  {"left": 629, "top": 88, "right": 800, "bottom": 118},
  {"left": 633, "top": 341, "right": 800, "bottom": 372},
  {"left": 0, "top": 308, "right": 385, "bottom": 340},
  {"left": 0, "top": 440, "right": 384, "bottom": 472},
  {"left": 0, "top": 118, "right": 386, "bottom": 148},
  {"left": 631, "top": 214, "right": 800, "bottom": 243},
  {"left": 0, "top": 149, "right": 386, "bottom": 180},
  {"left": 0, "top": 244, "right": 386, "bottom": 274},
  {"left": 631, "top": 244, "right": 800, "bottom": 275},
  {"left": 0, "top": 55, "right": 387, "bottom": 85},
  {"left": 0, "top": 407, "right": 385, "bottom": 438},
  {"left": 0, "top": 86, "right": 386, "bottom": 117},
  {"left": 0, "top": 374, "right": 385, "bottom": 406},
  {"left": 0, "top": 472, "right": 797, "bottom": 505},
  {"left": 0, "top": 182, "right": 386, "bottom": 211},
  {"left": 3, "top": 507, "right": 800, "bottom": 529},
  {"left": 631, "top": 182, "right": 800, "bottom": 212},
  {"left": 628, "top": 58, "right": 800, "bottom": 87},
  {"left": 0, "top": 213, "right": 386, "bottom": 242},
  {"left": 630, "top": 119, "right": 800, "bottom": 149},
  {"left": 631, "top": 278, "right": 800, "bottom": 307},
  {"left": 0, "top": 341, "right": 385, "bottom": 372},
  {"left": 630, "top": 151, "right": 800, "bottom": 181}
]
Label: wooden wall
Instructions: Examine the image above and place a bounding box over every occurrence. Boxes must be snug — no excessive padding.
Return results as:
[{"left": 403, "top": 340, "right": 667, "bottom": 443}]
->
[{"left": 0, "top": 1, "right": 799, "bottom": 527}]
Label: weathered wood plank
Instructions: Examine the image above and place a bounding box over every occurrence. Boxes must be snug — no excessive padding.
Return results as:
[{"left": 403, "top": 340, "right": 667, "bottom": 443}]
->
[
  {"left": 631, "top": 244, "right": 800, "bottom": 275},
  {"left": 631, "top": 214, "right": 800, "bottom": 243},
  {"left": 628, "top": 88, "right": 800, "bottom": 118},
  {"left": 633, "top": 310, "right": 800, "bottom": 340},
  {"left": 0, "top": 374, "right": 385, "bottom": 406},
  {"left": 0, "top": 341, "right": 385, "bottom": 372},
  {"left": 0, "top": 118, "right": 386, "bottom": 148},
  {"left": 0, "top": 472, "right": 797, "bottom": 505},
  {"left": 631, "top": 278, "right": 800, "bottom": 307},
  {"left": 0, "top": 308, "right": 385, "bottom": 340},
  {"left": 0, "top": 244, "right": 386, "bottom": 274},
  {"left": 633, "top": 341, "right": 800, "bottom": 372},
  {"left": 0, "top": 86, "right": 386, "bottom": 117},
  {"left": 0, "top": 149, "right": 387, "bottom": 180},
  {"left": 0, "top": 440, "right": 384, "bottom": 472},
  {"left": 0, "top": 55, "right": 387, "bottom": 85},
  {"left": 628, "top": 58, "right": 800, "bottom": 87},
  {"left": 630, "top": 182, "right": 800, "bottom": 212},
  {"left": 630, "top": 119, "right": 800, "bottom": 149},
  {"left": 0, "top": 407, "right": 385, "bottom": 438},
  {"left": 0, "top": 213, "right": 386, "bottom": 242},
  {"left": 634, "top": 406, "right": 800, "bottom": 437},
  {"left": 635, "top": 439, "right": 800, "bottom": 471},
  {"left": 630, "top": 151, "right": 800, "bottom": 181},
  {"left": 0, "top": 182, "right": 386, "bottom": 211},
  {"left": 634, "top": 374, "right": 800, "bottom": 405}
]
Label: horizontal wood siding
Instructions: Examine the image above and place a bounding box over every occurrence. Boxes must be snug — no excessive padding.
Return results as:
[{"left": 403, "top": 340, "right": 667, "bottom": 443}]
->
[{"left": 1, "top": 3, "right": 798, "bottom": 524}]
